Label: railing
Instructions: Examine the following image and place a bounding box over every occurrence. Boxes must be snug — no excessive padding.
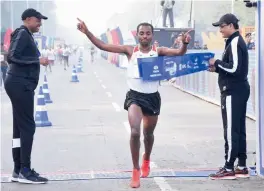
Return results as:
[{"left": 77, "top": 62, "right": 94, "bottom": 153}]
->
[
  {"left": 102, "top": 50, "right": 256, "bottom": 120},
  {"left": 171, "top": 50, "right": 256, "bottom": 120}
]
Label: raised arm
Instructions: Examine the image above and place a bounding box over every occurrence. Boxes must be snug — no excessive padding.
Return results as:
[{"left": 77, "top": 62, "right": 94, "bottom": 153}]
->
[
  {"left": 158, "top": 30, "right": 192, "bottom": 56},
  {"left": 77, "top": 18, "right": 132, "bottom": 56}
]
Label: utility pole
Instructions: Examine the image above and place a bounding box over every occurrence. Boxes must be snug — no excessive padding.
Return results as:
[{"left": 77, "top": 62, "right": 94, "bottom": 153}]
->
[
  {"left": 37, "top": 0, "right": 40, "bottom": 10},
  {"left": 42, "top": 1, "right": 45, "bottom": 35},
  {"left": 231, "top": 0, "right": 234, "bottom": 14},
  {"left": 10, "top": 0, "right": 14, "bottom": 30}
]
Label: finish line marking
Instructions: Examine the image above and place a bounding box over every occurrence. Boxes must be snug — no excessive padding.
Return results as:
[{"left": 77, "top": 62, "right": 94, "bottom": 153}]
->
[{"left": 1, "top": 168, "right": 255, "bottom": 183}]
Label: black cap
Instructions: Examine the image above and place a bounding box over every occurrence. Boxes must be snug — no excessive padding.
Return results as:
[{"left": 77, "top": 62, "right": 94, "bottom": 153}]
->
[
  {"left": 21, "top": 8, "right": 48, "bottom": 20},
  {"left": 212, "top": 13, "right": 239, "bottom": 27}
]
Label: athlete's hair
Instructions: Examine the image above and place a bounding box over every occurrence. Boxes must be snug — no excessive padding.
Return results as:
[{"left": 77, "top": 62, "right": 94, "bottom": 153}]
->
[{"left": 137, "top": 22, "right": 154, "bottom": 34}]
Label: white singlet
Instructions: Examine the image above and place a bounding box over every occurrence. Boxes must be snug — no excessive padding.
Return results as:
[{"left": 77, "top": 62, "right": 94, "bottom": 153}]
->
[{"left": 126, "top": 45, "right": 160, "bottom": 94}]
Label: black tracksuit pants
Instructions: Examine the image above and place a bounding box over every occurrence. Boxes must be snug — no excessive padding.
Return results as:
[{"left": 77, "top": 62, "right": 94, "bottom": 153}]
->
[
  {"left": 4, "top": 74, "right": 37, "bottom": 170},
  {"left": 221, "top": 82, "right": 250, "bottom": 169}
]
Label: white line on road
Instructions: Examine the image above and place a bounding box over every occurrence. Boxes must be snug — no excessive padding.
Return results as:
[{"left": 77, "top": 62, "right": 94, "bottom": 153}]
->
[
  {"left": 123, "top": 121, "right": 175, "bottom": 191},
  {"left": 2, "top": 103, "right": 11, "bottom": 115},
  {"left": 106, "top": 92, "right": 112, "bottom": 97},
  {"left": 101, "top": 84, "right": 106, "bottom": 89},
  {"left": 99, "top": 79, "right": 102, "bottom": 83},
  {"left": 112, "top": 102, "right": 121, "bottom": 112},
  {"left": 94, "top": 71, "right": 96, "bottom": 75},
  {"left": 123, "top": 121, "right": 131, "bottom": 133},
  {"left": 90, "top": 170, "right": 95, "bottom": 179},
  {"left": 153, "top": 177, "right": 175, "bottom": 191}
]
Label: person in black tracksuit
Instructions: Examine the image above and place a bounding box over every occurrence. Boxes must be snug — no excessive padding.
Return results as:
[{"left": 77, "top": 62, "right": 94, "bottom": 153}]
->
[
  {"left": 208, "top": 14, "right": 250, "bottom": 180},
  {"left": 4, "top": 8, "right": 49, "bottom": 184}
]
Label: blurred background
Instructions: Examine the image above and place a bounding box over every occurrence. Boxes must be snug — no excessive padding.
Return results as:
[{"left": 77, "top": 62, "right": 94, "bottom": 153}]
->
[
  {"left": 0, "top": 0, "right": 256, "bottom": 49},
  {"left": 0, "top": 0, "right": 257, "bottom": 119}
]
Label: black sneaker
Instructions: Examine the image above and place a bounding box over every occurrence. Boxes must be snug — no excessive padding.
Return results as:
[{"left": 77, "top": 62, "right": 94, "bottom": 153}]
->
[
  {"left": 18, "top": 168, "right": 48, "bottom": 184},
  {"left": 209, "top": 167, "right": 236, "bottom": 180},
  {"left": 9, "top": 171, "right": 19, "bottom": 182},
  {"left": 235, "top": 166, "right": 250, "bottom": 178}
]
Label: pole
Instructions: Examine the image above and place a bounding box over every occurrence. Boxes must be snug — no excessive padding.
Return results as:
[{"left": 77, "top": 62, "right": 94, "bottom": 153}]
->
[
  {"left": 231, "top": 0, "right": 234, "bottom": 14},
  {"left": 188, "top": 0, "right": 193, "bottom": 28},
  {"left": 191, "top": 0, "right": 195, "bottom": 28},
  {"left": 10, "top": 0, "right": 14, "bottom": 30},
  {"left": 37, "top": 0, "right": 40, "bottom": 10},
  {"left": 26, "top": 0, "right": 29, "bottom": 8},
  {"left": 256, "top": 0, "right": 264, "bottom": 178},
  {"left": 42, "top": 2, "right": 45, "bottom": 35}
]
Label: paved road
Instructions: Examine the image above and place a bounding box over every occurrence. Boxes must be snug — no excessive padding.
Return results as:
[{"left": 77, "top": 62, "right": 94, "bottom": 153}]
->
[{"left": 1, "top": 53, "right": 263, "bottom": 190}]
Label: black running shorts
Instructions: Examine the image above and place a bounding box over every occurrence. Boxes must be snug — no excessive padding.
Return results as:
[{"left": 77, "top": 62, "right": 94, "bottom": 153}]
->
[{"left": 124, "top": 89, "right": 161, "bottom": 116}]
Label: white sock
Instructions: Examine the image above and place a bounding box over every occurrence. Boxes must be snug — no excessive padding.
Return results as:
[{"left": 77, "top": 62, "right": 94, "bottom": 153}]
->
[
  {"left": 238, "top": 166, "right": 246, "bottom": 170},
  {"left": 226, "top": 168, "right": 232, "bottom": 172}
]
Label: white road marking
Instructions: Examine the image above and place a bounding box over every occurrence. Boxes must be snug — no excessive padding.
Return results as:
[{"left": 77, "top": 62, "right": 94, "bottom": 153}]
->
[
  {"left": 123, "top": 121, "right": 131, "bottom": 134},
  {"left": 101, "top": 84, "right": 106, "bottom": 89},
  {"left": 153, "top": 177, "right": 175, "bottom": 191},
  {"left": 106, "top": 92, "right": 112, "bottom": 97},
  {"left": 90, "top": 170, "right": 95, "bottom": 179},
  {"left": 123, "top": 121, "right": 176, "bottom": 191},
  {"left": 112, "top": 102, "right": 121, "bottom": 112},
  {"left": 2, "top": 103, "right": 11, "bottom": 115}
]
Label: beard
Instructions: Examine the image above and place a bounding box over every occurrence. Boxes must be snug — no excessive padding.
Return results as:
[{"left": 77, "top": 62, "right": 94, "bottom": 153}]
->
[{"left": 140, "top": 41, "right": 151, "bottom": 47}]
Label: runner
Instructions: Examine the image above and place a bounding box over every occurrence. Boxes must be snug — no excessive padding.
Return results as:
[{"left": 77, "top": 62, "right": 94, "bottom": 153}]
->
[
  {"left": 41, "top": 47, "right": 51, "bottom": 72},
  {"left": 47, "top": 47, "right": 55, "bottom": 72},
  {"left": 77, "top": 18, "right": 191, "bottom": 188},
  {"left": 90, "top": 46, "right": 95, "bottom": 63}
]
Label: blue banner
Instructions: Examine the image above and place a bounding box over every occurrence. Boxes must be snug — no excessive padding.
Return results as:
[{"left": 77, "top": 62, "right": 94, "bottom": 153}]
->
[
  {"left": 138, "top": 56, "right": 164, "bottom": 81},
  {"left": 137, "top": 52, "right": 215, "bottom": 81},
  {"left": 257, "top": 0, "right": 264, "bottom": 177}
]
